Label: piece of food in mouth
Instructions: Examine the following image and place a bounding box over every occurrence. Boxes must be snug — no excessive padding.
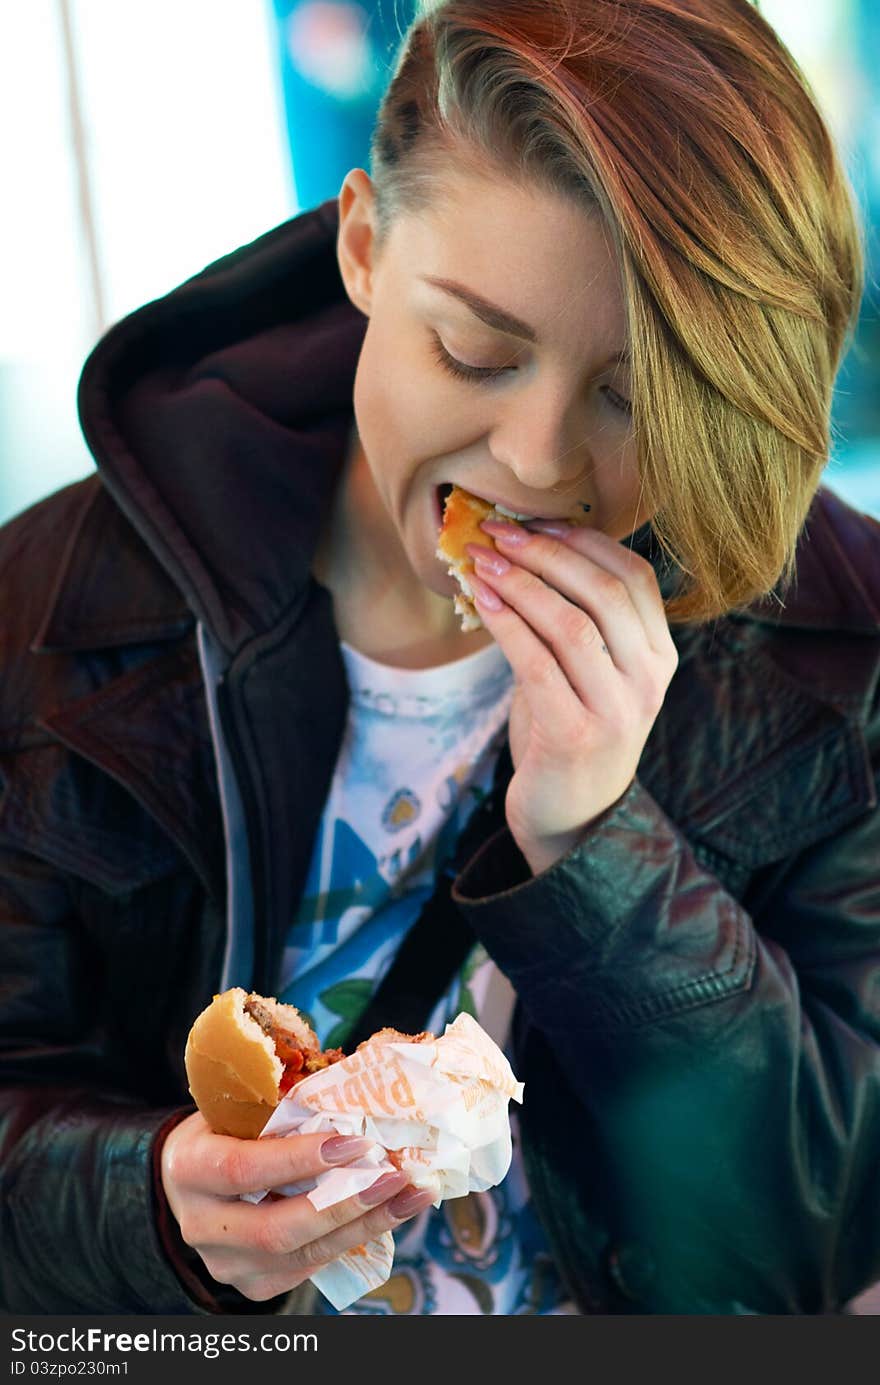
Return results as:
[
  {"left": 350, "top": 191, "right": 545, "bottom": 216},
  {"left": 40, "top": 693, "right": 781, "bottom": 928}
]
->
[
  {"left": 435, "top": 486, "right": 501, "bottom": 632},
  {"left": 435, "top": 483, "right": 588, "bottom": 632}
]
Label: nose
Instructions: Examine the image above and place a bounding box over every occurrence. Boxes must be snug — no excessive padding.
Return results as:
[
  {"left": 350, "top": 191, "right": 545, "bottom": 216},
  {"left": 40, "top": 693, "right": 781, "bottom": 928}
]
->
[{"left": 487, "top": 384, "right": 591, "bottom": 493}]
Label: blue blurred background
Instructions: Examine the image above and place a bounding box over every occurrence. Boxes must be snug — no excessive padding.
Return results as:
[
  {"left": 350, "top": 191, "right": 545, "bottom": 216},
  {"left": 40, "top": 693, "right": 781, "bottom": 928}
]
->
[{"left": 0, "top": 0, "right": 877, "bottom": 526}]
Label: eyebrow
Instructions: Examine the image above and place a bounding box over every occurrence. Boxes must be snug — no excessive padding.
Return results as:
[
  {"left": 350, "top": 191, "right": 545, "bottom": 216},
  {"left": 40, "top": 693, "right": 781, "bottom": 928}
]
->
[{"left": 420, "top": 274, "right": 630, "bottom": 369}]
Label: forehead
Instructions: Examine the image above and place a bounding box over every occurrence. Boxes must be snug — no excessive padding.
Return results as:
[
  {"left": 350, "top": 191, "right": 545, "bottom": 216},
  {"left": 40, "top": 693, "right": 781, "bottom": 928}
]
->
[{"left": 390, "top": 168, "right": 626, "bottom": 348}]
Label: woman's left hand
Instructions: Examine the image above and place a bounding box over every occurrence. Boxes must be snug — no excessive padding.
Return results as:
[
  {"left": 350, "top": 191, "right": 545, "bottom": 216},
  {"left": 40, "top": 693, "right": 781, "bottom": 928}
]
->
[{"left": 465, "top": 519, "right": 679, "bottom": 876}]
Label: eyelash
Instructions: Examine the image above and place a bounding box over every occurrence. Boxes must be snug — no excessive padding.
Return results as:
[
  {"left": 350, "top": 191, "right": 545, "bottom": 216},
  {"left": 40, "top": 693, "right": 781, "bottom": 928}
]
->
[{"left": 429, "top": 333, "right": 633, "bottom": 418}]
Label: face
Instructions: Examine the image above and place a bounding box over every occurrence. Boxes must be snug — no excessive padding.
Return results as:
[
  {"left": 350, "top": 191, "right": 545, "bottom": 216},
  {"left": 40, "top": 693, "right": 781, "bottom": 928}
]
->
[{"left": 335, "top": 163, "right": 650, "bottom": 608}]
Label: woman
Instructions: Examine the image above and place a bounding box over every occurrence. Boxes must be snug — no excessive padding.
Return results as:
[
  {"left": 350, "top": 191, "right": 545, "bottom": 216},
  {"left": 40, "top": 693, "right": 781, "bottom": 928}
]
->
[{"left": 1, "top": 0, "right": 878, "bottom": 1314}]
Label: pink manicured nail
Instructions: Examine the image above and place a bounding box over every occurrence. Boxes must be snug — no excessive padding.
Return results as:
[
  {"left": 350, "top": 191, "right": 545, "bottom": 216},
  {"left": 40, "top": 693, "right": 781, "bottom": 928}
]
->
[
  {"left": 465, "top": 543, "right": 510, "bottom": 575},
  {"left": 359, "top": 1171, "right": 407, "bottom": 1206},
  {"left": 387, "top": 1187, "right": 437, "bottom": 1220},
  {"left": 480, "top": 519, "right": 531, "bottom": 546},
  {"left": 469, "top": 573, "right": 505, "bottom": 611},
  {"left": 526, "top": 520, "right": 573, "bottom": 538},
  {"left": 320, "top": 1135, "right": 375, "bottom": 1165}
]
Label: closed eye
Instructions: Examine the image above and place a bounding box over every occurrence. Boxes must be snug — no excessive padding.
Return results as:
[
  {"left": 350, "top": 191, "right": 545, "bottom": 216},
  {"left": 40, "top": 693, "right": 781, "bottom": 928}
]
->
[
  {"left": 429, "top": 332, "right": 515, "bottom": 383},
  {"left": 601, "top": 386, "right": 632, "bottom": 418},
  {"left": 428, "top": 332, "right": 632, "bottom": 417}
]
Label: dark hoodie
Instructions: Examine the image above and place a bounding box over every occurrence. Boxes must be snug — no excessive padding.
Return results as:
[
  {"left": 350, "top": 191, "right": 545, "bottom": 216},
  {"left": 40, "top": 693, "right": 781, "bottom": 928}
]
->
[{"left": 1, "top": 198, "right": 880, "bottom": 1314}]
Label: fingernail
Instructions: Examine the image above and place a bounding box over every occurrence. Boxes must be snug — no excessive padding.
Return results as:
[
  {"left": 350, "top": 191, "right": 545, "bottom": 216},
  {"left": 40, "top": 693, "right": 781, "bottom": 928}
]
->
[
  {"left": 320, "top": 1135, "right": 375, "bottom": 1165},
  {"left": 387, "top": 1187, "right": 437, "bottom": 1220},
  {"left": 359, "top": 1171, "right": 407, "bottom": 1206},
  {"left": 465, "top": 543, "right": 510, "bottom": 575},
  {"left": 469, "top": 573, "right": 505, "bottom": 611},
  {"left": 480, "top": 519, "right": 530, "bottom": 546},
  {"left": 526, "top": 520, "right": 572, "bottom": 537}
]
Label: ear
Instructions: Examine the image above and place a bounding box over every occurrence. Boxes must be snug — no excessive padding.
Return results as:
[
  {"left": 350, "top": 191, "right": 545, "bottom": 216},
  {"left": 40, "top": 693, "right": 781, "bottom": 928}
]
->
[{"left": 336, "top": 168, "right": 379, "bottom": 317}]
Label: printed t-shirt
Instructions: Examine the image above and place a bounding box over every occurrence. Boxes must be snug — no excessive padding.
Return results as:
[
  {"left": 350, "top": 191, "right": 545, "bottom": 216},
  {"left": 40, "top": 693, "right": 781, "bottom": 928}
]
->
[{"left": 277, "top": 637, "right": 576, "bottom": 1314}]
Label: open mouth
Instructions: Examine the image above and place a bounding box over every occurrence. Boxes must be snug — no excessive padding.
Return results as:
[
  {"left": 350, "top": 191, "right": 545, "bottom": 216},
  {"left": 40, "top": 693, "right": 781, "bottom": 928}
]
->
[
  {"left": 435, "top": 482, "right": 453, "bottom": 527},
  {"left": 435, "top": 482, "right": 547, "bottom": 526}
]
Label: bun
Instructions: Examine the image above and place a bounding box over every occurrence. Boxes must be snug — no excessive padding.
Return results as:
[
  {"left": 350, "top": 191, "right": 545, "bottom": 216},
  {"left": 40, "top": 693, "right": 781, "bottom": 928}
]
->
[
  {"left": 184, "top": 988, "right": 342, "bottom": 1139},
  {"left": 435, "top": 488, "right": 510, "bottom": 632}
]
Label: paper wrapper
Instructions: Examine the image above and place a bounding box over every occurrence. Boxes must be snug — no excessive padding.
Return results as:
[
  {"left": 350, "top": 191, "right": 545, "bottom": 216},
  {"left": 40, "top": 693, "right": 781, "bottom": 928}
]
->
[{"left": 242, "top": 1012, "right": 524, "bottom": 1310}]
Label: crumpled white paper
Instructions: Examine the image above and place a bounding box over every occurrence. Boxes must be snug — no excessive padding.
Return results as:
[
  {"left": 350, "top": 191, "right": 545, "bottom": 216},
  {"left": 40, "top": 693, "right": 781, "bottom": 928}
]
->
[{"left": 242, "top": 1012, "right": 524, "bottom": 1310}]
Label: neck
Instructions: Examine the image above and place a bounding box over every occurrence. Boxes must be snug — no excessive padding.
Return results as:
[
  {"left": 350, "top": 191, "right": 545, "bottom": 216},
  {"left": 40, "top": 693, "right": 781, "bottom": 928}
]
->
[{"left": 313, "top": 429, "right": 493, "bottom": 669}]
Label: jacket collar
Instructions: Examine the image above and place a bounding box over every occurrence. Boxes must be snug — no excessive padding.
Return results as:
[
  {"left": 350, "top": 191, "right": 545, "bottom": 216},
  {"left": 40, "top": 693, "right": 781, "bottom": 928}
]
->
[{"left": 32, "top": 477, "right": 192, "bottom": 653}]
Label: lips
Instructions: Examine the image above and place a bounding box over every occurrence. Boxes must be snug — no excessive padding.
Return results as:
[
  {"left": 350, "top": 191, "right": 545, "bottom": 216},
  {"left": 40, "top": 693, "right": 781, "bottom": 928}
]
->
[{"left": 434, "top": 482, "right": 574, "bottom": 526}]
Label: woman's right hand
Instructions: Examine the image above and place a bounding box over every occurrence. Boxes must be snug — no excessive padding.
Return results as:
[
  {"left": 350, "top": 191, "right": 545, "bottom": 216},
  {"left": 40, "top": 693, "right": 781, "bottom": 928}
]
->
[{"left": 160, "top": 1111, "right": 435, "bottom": 1302}]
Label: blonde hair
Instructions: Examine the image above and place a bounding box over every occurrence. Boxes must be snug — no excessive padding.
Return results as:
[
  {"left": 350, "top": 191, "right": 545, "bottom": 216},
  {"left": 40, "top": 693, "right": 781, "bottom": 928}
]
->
[{"left": 369, "top": 0, "right": 865, "bottom": 623}]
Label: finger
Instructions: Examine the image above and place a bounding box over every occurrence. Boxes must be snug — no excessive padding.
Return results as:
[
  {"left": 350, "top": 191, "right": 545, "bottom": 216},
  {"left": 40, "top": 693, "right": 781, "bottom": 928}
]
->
[
  {"left": 192, "top": 1168, "right": 435, "bottom": 1274},
  {"left": 521, "top": 521, "right": 675, "bottom": 659},
  {"left": 228, "top": 1180, "right": 437, "bottom": 1296},
  {"left": 470, "top": 530, "right": 645, "bottom": 677},
  {"left": 270, "top": 1182, "right": 437, "bottom": 1274},
  {"left": 183, "top": 1124, "right": 379, "bottom": 1198},
  {"left": 468, "top": 570, "right": 595, "bottom": 741},
  {"left": 188, "top": 1169, "right": 410, "bottom": 1257},
  {"left": 468, "top": 551, "right": 620, "bottom": 720}
]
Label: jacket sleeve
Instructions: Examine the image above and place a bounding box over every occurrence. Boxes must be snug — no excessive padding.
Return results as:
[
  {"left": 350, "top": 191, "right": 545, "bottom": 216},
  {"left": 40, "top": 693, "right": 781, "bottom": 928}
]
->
[
  {"left": 451, "top": 744, "right": 880, "bottom": 1313},
  {"left": 0, "top": 845, "right": 283, "bottom": 1314}
]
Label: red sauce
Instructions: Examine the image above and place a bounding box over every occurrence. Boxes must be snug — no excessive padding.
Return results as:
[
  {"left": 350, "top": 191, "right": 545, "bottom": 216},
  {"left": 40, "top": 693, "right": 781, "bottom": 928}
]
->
[
  {"left": 275, "top": 1041, "right": 306, "bottom": 1096},
  {"left": 270, "top": 1026, "right": 345, "bottom": 1097}
]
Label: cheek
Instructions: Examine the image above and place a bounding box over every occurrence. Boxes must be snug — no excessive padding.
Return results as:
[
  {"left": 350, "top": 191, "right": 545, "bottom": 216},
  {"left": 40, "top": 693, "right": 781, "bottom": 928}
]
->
[
  {"left": 353, "top": 323, "right": 469, "bottom": 461},
  {"left": 603, "top": 452, "right": 648, "bottom": 536},
  {"left": 355, "top": 325, "right": 412, "bottom": 436},
  {"left": 351, "top": 330, "right": 386, "bottom": 436}
]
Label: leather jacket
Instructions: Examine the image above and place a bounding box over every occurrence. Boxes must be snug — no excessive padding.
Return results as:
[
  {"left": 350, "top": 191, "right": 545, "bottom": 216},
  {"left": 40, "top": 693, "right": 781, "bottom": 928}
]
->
[{"left": 1, "top": 199, "right": 879, "bottom": 1315}]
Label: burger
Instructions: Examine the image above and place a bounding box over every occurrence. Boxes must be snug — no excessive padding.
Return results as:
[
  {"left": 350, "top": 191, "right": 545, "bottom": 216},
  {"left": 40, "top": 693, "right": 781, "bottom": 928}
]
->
[{"left": 184, "top": 988, "right": 430, "bottom": 1139}]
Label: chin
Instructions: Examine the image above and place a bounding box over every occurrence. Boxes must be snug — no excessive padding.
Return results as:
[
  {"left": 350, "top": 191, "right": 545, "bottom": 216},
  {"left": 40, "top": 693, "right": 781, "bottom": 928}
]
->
[{"left": 413, "top": 556, "right": 458, "bottom": 601}]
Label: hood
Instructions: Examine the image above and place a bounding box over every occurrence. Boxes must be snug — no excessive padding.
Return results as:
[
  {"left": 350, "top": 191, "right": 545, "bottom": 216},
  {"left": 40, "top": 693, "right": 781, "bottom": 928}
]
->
[{"left": 77, "top": 198, "right": 366, "bottom": 653}]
